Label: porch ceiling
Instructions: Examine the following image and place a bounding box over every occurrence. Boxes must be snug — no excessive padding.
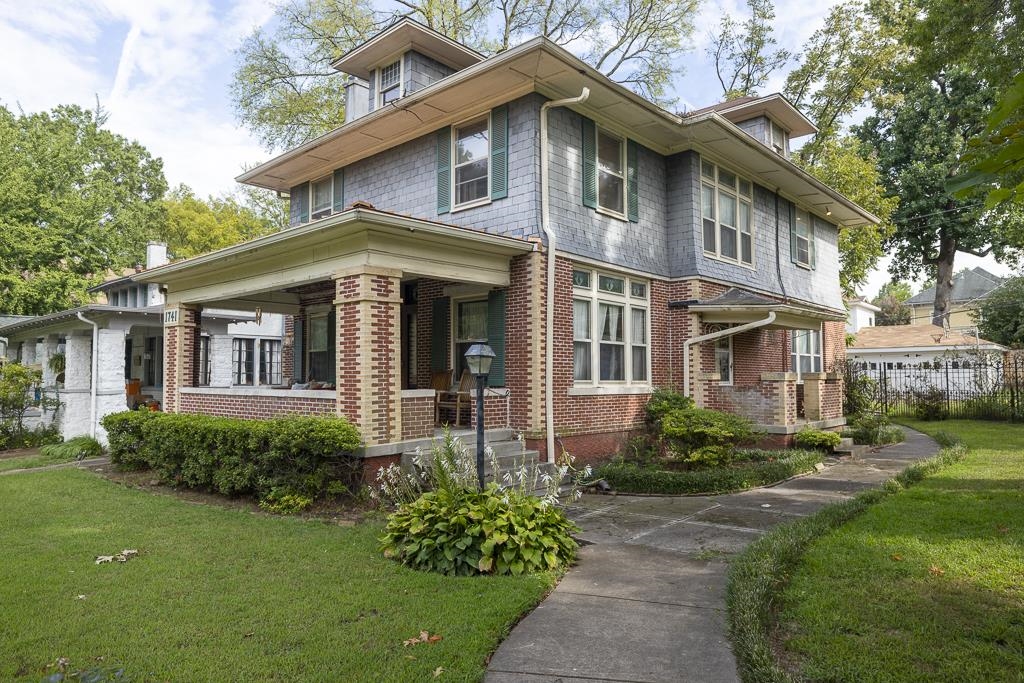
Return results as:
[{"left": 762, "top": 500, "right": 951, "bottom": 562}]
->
[{"left": 134, "top": 207, "right": 534, "bottom": 308}]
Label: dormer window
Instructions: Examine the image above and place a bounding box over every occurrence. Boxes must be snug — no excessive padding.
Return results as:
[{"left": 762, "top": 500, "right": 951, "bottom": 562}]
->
[
  {"left": 378, "top": 60, "right": 402, "bottom": 106},
  {"left": 769, "top": 119, "right": 787, "bottom": 155}
]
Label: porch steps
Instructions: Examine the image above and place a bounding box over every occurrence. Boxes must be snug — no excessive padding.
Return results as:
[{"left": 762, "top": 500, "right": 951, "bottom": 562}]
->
[
  {"left": 400, "top": 432, "right": 566, "bottom": 498},
  {"left": 834, "top": 437, "right": 872, "bottom": 459}
]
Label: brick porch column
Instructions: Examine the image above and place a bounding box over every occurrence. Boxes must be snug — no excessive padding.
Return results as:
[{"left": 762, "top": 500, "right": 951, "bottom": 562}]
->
[
  {"left": 333, "top": 266, "right": 403, "bottom": 445},
  {"left": 802, "top": 372, "right": 827, "bottom": 420},
  {"left": 760, "top": 372, "right": 798, "bottom": 426},
  {"left": 162, "top": 304, "right": 201, "bottom": 413}
]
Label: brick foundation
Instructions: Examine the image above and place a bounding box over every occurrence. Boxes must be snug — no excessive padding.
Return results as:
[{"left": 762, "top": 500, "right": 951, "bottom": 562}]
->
[
  {"left": 178, "top": 390, "right": 336, "bottom": 419},
  {"left": 401, "top": 391, "right": 435, "bottom": 440}
]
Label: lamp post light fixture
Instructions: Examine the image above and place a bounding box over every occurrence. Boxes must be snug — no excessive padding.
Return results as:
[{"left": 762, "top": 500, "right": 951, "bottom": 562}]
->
[{"left": 464, "top": 343, "right": 496, "bottom": 490}]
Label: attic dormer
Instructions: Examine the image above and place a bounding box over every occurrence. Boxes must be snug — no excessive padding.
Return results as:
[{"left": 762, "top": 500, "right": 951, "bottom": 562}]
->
[
  {"left": 332, "top": 18, "right": 484, "bottom": 123},
  {"left": 690, "top": 94, "right": 817, "bottom": 158}
]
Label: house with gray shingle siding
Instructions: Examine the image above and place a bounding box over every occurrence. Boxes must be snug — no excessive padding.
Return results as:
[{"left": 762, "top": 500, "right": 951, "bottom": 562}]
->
[{"left": 136, "top": 18, "right": 880, "bottom": 467}]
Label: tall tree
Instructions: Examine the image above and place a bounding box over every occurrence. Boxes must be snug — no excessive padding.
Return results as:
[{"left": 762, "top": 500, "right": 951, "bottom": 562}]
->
[
  {"left": 159, "top": 185, "right": 282, "bottom": 259},
  {"left": 871, "top": 280, "right": 913, "bottom": 326},
  {"left": 858, "top": 68, "right": 1023, "bottom": 326},
  {"left": 707, "top": 0, "right": 790, "bottom": 100},
  {"left": 0, "top": 103, "right": 167, "bottom": 315}
]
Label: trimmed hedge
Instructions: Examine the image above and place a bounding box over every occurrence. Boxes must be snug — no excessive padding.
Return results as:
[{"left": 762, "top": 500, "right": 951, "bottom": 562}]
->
[
  {"left": 595, "top": 450, "right": 823, "bottom": 495},
  {"left": 725, "top": 443, "right": 967, "bottom": 683},
  {"left": 101, "top": 410, "right": 361, "bottom": 499}
]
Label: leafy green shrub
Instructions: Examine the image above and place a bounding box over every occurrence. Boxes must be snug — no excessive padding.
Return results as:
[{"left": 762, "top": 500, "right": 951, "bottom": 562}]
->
[
  {"left": 380, "top": 486, "right": 578, "bottom": 576},
  {"left": 644, "top": 388, "right": 694, "bottom": 427},
  {"left": 793, "top": 428, "right": 841, "bottom": 451},
  {"left": 912, "top": 385, "right": 948, "bottom": 421},
  {"left": 844, "top": 412, "right": 904, "bottom": 446},
  {"left": 596, "top": 450, "right": 823, "bottom": 495},
  {"left": 661, "top": 406, "right": 759, "bottom": 466},
  {"left": 40, "top": 436, "right": 103, "bottom": 461},
  {"left": 258, "top": 487, "right": 314, "bottom": 514},
  {"left": 843, "top": 371, "right": 877, "bottom": 416},
  {"left": 102, "top": 409, "right": 160, "bottom": 469},
  {"left": 99, "top": 411, "right": 361, "bottom": 499}
]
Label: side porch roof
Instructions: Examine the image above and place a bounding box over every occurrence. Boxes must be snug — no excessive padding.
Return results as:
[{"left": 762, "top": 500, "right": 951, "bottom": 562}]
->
[{"left": 682, "top": 288, "right": 846, "bottom": 329}]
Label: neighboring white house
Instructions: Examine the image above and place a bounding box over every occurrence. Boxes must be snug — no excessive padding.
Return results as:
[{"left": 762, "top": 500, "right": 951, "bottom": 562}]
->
[
  {"left": 849, "top": 324, "right": 1007, "bottom": 393},
  {"left": 846, "top": 297, "right": 880, "bottom": 333},
  {"left": 0, "top": 243, "right": 285, "bottom": 443}
]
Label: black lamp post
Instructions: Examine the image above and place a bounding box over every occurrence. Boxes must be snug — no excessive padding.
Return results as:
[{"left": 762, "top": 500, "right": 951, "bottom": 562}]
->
[{"left": 464, "top": 343, "right": 495, "bottom": 490}]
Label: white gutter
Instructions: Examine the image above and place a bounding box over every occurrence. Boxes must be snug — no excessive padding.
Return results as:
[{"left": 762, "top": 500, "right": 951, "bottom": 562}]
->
[
  {"left": 76, "top": 312, "right": 99, "bottom": 439},
  {"left": 682, "top": 312, "right": 777, "bottom": 398},
  {"left": 540, "top": 87, "right": 590, "bottom": 462}
]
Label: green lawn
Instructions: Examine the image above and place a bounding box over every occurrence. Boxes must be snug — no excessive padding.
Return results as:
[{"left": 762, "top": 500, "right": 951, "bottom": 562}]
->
[
  {"left": 0, "top": 449, "right": 78, "bottom": 473},
  {"left": 0, "top": 469, "right": 553, "bottom": 681},
  {"left": 778, "top": 420, "right": 1024, "bottom": 682}
]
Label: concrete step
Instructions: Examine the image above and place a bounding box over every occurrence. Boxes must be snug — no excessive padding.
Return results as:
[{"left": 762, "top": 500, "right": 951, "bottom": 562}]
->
[{"left": 834, "top": 443, "right": 872, "bottom": 458}]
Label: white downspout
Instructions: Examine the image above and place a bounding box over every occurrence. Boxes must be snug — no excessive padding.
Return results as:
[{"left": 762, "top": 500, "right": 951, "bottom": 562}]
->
[
  {"left": 76, "top": 312, "right": 99, "bottom": 439},
  {"left": 683, "top": 312, "right": 777, "bottom": 398},
  {"left": 541, "top": 87, "right": 590, "bottom": 463}
]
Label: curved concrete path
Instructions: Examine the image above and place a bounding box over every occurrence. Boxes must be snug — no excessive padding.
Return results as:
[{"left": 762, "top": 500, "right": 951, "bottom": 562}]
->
[{"left": 486, "top": 429, "right": 939, "bottom": 683}]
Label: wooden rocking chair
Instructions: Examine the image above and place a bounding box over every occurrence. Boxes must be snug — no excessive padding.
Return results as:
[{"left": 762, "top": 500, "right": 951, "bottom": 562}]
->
[{"left": 436, "top": 370, "right": 474, "bottom": 427}]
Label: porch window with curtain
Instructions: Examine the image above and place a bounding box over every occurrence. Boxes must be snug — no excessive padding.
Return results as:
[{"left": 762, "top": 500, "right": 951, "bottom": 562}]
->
[
  {"left": 307, "top": 312, "right": 335, "bottom": 383},
  {"left": 455, "top": 300, "right": 488, "bottom": 375},
  {"left": 573, "top": 300, "right": 592, "bottom": 381},
  {"left": 198, "top": 336, "right": 211, "bottom": 386},
  {"left": 599, "top": 303, "right": 624, "bottom": 381}
]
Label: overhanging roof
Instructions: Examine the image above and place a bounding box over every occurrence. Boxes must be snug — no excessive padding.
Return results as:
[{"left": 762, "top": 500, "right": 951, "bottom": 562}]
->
[
  {"left": 685, "top": 94, "right": 817, "bottom": 138},
  {"left": 0, "top": 306, "right": 254, "bottom": 338},
  {"left": 237, "top": 38, "right": 878, "bottom": 229},
  {"left": 331, "top": 18, "right": 484, "bottom": 81},
  {"left": 133, "top": 207, "right": 535, "bottom": 309}
]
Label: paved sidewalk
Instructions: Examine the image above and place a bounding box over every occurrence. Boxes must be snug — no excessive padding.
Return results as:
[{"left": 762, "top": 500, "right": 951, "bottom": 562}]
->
[
  {"left": 0, "top": 456, "right": 109, "bottom": 476},
  {"left": 486, "top": 429, "right": 939, "bottom": 683}
]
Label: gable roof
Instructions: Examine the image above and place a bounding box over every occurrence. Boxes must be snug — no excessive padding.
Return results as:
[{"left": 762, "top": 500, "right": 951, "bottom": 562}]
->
[
  {"left": 906, "top": 267, "right": 1006, "bottom": 305},
  {"left": 683, "top": 94, "right": 817, "bottom": 138},
  {"left": 850, "top": 324, "right": 1005, "bottom": 351},
  {"left": 236, "top": 38, "right": 879, "bottom": 228}
]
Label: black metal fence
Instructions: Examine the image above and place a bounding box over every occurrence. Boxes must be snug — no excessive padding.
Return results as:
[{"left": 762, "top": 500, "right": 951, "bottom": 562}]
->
[{"left": 846, "top": 353, "right": 1024, "bottom": 421}]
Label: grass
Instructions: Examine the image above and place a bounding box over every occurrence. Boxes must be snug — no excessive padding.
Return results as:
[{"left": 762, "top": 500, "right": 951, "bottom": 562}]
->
[
  {"left": 0, "top": 469, "right": 554, "bottom": 681},
  {"left": 771, "top": 419, "right": 1024, "bottom": 682},
  {"left": 596, "top": 449, "right": 824, "bottom": 495},
  {"left": 0, "top": 448, "right": 79, "bottom": 473}
]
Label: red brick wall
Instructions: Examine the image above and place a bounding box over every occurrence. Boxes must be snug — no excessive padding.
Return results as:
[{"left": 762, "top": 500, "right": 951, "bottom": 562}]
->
[
  {"left": 163, "top": 322, "right": 179, "bottom": 413},
  {"left": 415, "top": 279, "right": 456, "bottom": 388},
  {"left": 367, "top": 273, "right": 401, "bottom": 442},
  {"left": 334, "top": 275, "right": 361, "bottom": 427},
  {"left": 506, "top": 252, "right": 541, "bottom": 433},
  {"left": 282, "top": 315, "right": 295, "bottom": 385},
  {"left": 401, "top": 393, "right": 435, "bottom": 440},
  {"left": 468, "top": 391, "right": 511, "bottom": 430},
  {"left": 179, "top": 391, "right": 337, "bottom": 419}
]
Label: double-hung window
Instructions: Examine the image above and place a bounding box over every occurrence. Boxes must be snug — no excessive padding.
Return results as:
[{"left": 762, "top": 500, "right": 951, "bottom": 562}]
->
[
  {"left": 597, "top": 130, "right": 625, "bottom": 215},
  {"left": 792, "top": 208, "right": 814, "bottom": 268},
  {"left": 790, "top": 328, "right": 822, "bottom": 380},
  {"left": 572, "top": 268, "right": 649, "bottom": 385},
  {"left": 715, "top": 335, "right": 733, "bottom": 384},
  {"left": 311, "top": 175, "right": 332, "bottom": 220},
  {"left": 701, "top": 159, "right": 753, "bottom": 265},
  {"left": 378, "top": 60, "right": 401, "bottom": 106},
  {"left": 232, "top": 338, "right": 255, "bottom": 386},
  {"left": 769, "top": 120, "right": 787, "bottom": 155},
  {"left": 198, "top": 335, "right": 211, "bottom": 386},
  {"left": 453, "top": 118, "right": 489, "bottom": 207}
]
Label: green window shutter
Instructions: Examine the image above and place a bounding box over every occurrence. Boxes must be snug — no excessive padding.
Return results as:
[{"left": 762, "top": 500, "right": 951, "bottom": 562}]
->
[
  {"left": 436, "top": 127, "right": 451, "bottom": 215},
  {"left": 332, "top": 168, "right": 345, "bottom": 212},
  {"left": 789, "top": 204, "right": 798, "bottom": 264},
  {"left": 486, "top": 289, "right": 506, "bottom": 387},
  {"left": 581, "top": 116, "right": 597, "bottom": 208},
  {"left": 293, "top": 316, "right": 304, "bottom": 383},
  {"left": 289, "top": 182, "right": 309, "bottom": 226},
  {"left": 326, "top": 308, "right": 336, "bottom": 384},
  {"left": 431, "top": 297, "right": 450, "bottom": 371},
  {"left": 490, "top": 105, "right": 508, "bottom": 200},
  {"left": 626, "top": 139, "right": 639, "bottom": 222},
  {"left": 809, "top": 216, "right": 819, "bottom": 269}
]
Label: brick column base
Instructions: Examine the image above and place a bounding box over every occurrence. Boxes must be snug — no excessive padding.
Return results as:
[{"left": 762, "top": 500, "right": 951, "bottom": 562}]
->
[{"left": 760, "top": 372, "right": 798, "bottom": 426}]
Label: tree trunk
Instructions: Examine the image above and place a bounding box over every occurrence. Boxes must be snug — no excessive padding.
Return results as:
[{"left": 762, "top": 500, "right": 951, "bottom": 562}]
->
[{"left": 931, "top": 236, "right": 957, "bottom": 327}]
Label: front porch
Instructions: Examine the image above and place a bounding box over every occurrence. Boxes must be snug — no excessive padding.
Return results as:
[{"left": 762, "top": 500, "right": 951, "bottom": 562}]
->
[{"left": 142, "top": 207, "right": 538, "bottom": 452}]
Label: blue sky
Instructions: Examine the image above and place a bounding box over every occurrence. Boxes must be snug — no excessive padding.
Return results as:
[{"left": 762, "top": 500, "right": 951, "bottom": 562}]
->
[{"left": 0, "top": 0, "right": 1013, "bottom": 296}]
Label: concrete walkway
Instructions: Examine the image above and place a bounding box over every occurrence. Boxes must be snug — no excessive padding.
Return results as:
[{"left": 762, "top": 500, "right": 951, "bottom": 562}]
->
[
  {"left": 0, "top": 456, "right": 109, "bottom": 476},
  {"left": 486, "top": 429, "right": 939, "bottom": 683}
]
